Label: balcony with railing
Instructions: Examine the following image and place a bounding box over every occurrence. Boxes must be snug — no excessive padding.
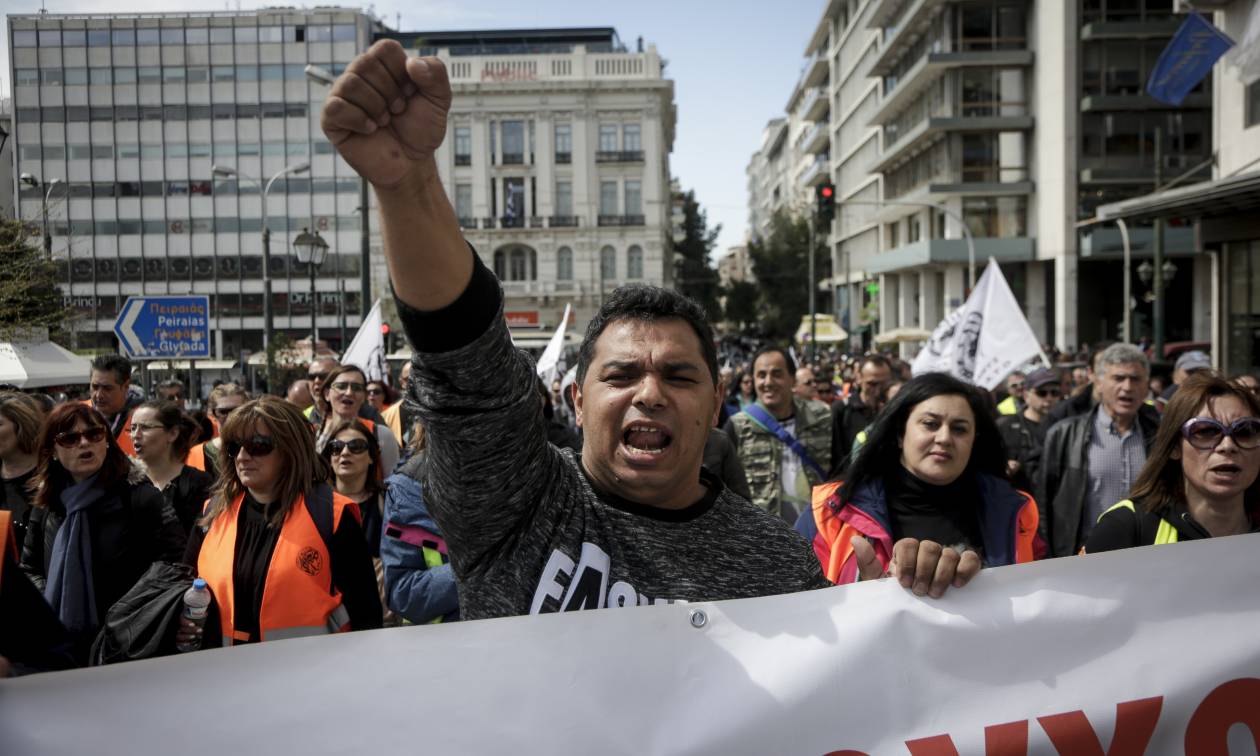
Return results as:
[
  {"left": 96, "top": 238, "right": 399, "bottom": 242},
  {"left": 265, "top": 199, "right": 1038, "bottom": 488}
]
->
[
  {"left": 796, "top": 121, "right": 830, "bottom": 156},
  {"left": 796, "top": 86, "right": 829, "bottom": 122},
  {"left": 598, "top": 214, "right": 646, "bottom": 226},
  {"left": 501, "top": 152, "right": 526, "bottom": 165},
  {"left": 549, "top": 215, "right": 580, "bottom": 227},
  {"left": 455, "top": 154, "right": 472, "bottom": 166},
  {"left": 595, "top": 150, "right": 645, "bottom": 163},
  {"left": 797, "top": 154, "right": 831, "bottom": 188},
  {"left": 437, "top": 47, "right": 665, "bottom": 86},
  {"left": 555, "top": 152, "right": 572, "bottom": 164}
]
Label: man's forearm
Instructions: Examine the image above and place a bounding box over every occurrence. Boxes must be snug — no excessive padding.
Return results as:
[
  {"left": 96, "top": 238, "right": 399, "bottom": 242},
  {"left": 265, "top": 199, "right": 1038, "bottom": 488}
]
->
[{"left": 377, "top": 157, "right": 471, "bottom": 312}]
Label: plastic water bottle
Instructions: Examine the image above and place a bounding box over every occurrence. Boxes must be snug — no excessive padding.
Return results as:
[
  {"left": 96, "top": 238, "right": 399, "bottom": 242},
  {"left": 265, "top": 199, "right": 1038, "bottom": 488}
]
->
[{"left": 176, "top": 578, "right": 211, "bottom": 653}]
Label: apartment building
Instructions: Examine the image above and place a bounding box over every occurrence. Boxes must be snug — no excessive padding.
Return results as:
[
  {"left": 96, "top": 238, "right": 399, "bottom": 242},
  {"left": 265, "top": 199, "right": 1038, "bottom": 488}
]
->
[
  {"left": 7, "top": 8, "right": 383, "bottom": 359},
  {"left": 388, "top": 27, "right": 676, "bottom": 336},
  {"left": 751, "top": 0, "right": 1214, "bottom": 354}
]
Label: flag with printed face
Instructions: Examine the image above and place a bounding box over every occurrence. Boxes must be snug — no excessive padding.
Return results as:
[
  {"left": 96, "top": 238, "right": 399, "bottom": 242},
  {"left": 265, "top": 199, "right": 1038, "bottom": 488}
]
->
[
  {"left": 341, "top": 299, "right": 389, "bottom": 384},
  {"left": 1146, "top": 12, "right": 1235, "bottom": 105},
  {"left": 535, "top": 304, "right": 572, "bottom": 386},
  {"left": 912, "top": 259, "right": 1042, "bottom": 390}
]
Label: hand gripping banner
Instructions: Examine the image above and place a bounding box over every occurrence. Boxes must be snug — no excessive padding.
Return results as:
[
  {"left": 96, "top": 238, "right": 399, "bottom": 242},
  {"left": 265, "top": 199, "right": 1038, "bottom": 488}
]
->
[{"left": 1, "top": 535, "right": 1258, "bottom": 755}]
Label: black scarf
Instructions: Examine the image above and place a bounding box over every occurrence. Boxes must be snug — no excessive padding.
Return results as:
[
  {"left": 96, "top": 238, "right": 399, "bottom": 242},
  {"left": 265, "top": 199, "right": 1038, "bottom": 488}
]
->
[{"left": 884, "top": 465, "right": 985, "bottom": 557}]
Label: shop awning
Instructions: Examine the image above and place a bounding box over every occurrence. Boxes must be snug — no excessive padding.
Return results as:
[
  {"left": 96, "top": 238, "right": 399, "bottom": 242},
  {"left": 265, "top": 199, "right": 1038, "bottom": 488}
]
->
[
  {"left": 1095, "top": 171, "right": 1260, "bottom": 223},
  {"left": 0, "top": 339, "right": 92, "bottom": 388}
]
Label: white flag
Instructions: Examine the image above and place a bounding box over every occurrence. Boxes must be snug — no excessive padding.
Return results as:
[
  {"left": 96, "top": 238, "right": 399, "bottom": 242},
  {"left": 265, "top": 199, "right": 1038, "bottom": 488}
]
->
[
  {"left": 912, "top": 259, "right": 1042, "bottom": 390},
  {"left": 342, "top": 299, "right": 389, "bottom": 384},
  {"left": 535, "top": 304, "right": 572, "bottom": 385}
]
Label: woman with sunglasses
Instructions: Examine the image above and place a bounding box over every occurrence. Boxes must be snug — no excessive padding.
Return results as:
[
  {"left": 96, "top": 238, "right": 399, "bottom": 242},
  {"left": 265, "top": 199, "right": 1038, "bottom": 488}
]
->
[
  {"left": 186, "top": 383, "right": 248, "bottom": 479},
  {"left": 321, "top": 420, "right": 384, "bottom": 558},
  {"left": 129, "top": 400, "right": 213, "bottom": 535},
  {"left": 366, "top": 380, "right": 394, "bottom": 414},
  {"left": 20, "top": 403, "right": 186, "bottom": 663},
  {"left": 1085, "top": 373, "right": 1260, "bottom": 553},
  {"left": 179, "top": 396, "right": 381, "bottom": 648},
  {"left": 316, "top": 365, "right": 400, "bottom": 478}
]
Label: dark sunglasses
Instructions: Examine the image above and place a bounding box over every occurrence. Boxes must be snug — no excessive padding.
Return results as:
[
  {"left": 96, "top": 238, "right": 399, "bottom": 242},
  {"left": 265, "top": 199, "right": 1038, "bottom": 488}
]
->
[
  {"left": 226, "top": 434, "right": 276, "bottom": 458},
  {"left": 308, "top": 371, "right": 329, "bottom": 382},
  {"left": 212, "top": 406, "right": 238, "bottom": 419},
  {"left": 1180, "top": 417, "right": 1260, "bottom": 451},
  {"left": 328, "top": 438, "right": 370, "bottom": 456},
  {"left": 366, "top": 387, "right": 385, "bottom": 396},
  {"left": 1033, "top": 387, "right": 1061, "bottom": 398},
  {"left": 54, "top": 426, "right": 108, "bottom": 448}
]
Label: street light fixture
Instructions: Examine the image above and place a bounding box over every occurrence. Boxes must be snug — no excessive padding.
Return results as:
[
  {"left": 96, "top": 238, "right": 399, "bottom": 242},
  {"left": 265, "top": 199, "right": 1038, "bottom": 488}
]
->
[
  {"left": 292, "top": 227, "right": 330, "bottom": 361},
  {"left": 211, "top": 161, "right": 311, "bottom": 389},
  {"left": 20, "top": 173, "right": 65, "bottom": 256}
]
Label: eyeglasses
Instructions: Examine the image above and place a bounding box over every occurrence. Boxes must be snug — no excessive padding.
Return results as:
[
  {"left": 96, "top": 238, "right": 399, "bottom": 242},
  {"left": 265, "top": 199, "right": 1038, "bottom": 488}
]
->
[
  {"left": 55, "top": 427, "right": 108, "bottom": 448},
  {"left": 308, "top": 372, "right": 329, "bottom": 382},
  {"left": 1033, "top": 388, "right": 1061, "bottom": 398},
  {"left": 1008, "top": 382, "right": 1025, "bottom": 391},
  {"left": 328, "top": 438, "right": 370, "bottom": 456},
  {"left": 226, "top": 434, "right": 276, "bottom": 458},
  {"left": 1180, "top": 417, "right": 1260, "bottom": 450},
  {"left": 128, "top": 423, "right": 167, "bottom": 434},
  {"left": 329, "top": 381, "right": 367, "bottom": 394},
  {"left": 212, "top": 406, "right": 240, "bottom": 420},
  {"left": 366, "top": 388, "right": 385, "bottom": 396}
]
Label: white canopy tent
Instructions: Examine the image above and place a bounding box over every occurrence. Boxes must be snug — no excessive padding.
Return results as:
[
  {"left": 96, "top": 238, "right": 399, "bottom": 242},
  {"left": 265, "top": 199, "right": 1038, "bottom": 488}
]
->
[{"left": 0, "top": 338, "right": 92, "bottom": 389}]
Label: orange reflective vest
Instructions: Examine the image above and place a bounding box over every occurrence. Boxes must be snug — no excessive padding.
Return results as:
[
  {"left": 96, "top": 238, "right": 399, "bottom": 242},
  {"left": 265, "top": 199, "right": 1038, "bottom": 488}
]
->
[
  {"left": 0, "top": 510, "right": 13, "bottom": 584},
  {"left": 801, "top": 477, "right": 1041, "bottom": 585},
  {"left": 186, "top": 443, "right": 206, "bottom": 472},
  {"left": 197, "top": 490, "right": 359, "bottom": 644}
]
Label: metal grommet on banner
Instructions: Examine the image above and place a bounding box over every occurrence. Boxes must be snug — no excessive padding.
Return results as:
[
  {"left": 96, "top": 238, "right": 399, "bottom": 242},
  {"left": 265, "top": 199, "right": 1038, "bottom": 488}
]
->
[{"left": 689, "top": 609, "right": 708, "bottom": 629}]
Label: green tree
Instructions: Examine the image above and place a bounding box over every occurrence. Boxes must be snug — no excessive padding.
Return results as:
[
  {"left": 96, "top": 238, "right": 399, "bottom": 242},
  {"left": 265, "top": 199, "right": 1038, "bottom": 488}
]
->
[
  {"left": 724, "top": 280, "right": 760, "bottom": 331},
  {"left": 0, "top": 217, "right": 69, "bottom": 342},
  {"left": 746, "top": 208, "right": 827, "bottom": 342},
  {"left": 672, "top": 189, "right": 722, "bottom": 321}
]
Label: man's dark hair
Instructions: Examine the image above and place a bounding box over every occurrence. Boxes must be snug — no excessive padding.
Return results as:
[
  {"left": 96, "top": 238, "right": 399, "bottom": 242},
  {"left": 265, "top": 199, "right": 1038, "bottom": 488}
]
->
[
  {"left": 157, "top": 378, "right": 184, "bottom": 398},
  {"left": 751, "top": 345, "right": 796, "bottom": 377},
  {"left": 90, "top": 354, "right": 132, "bottom": 385},
  {"left": 857, "top": 353, "right": 892, "bottom": 373},
  {"left": 1087, "top": 341, "right": 1116, "bottom": 374},
  {"left": 576, "top": 285, "right": 718, "bottom": 386}
]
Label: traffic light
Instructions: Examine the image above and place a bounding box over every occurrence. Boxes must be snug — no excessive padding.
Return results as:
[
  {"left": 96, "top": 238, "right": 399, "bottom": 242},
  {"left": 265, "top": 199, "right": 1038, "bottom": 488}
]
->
[
  {"left": 816, "top": 183, "right": 836, "bottom": 223},
  {"left": 381, "top": 322, "right": 392, "bottom": 353}
]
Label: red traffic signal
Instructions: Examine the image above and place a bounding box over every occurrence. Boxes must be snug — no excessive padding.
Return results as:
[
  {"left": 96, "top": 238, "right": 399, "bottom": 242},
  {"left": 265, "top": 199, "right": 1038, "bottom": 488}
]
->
[
  {"left": 815, "top": 182, "right": 836, "bottom": 220},
  {"left": 381, "top": 323, "right": 391, "bottom": 336},
  {"left": 820, "top": 185, "right": 834, "bottom": 198}
]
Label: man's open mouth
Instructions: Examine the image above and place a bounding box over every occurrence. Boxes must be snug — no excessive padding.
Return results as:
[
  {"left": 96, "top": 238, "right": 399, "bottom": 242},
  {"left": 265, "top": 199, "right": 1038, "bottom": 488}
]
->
[{"left": 623, "top": 424, "right": 673, "bottom": 454}]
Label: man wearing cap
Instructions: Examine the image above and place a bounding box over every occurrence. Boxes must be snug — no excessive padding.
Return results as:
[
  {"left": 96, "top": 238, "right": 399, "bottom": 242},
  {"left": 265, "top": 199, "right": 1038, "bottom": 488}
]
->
[
  {"left": 996, "top": 368, "right": 1061, "bottom": 492},
  {"left": 1156, "top": 350, "right": 1211, "bottom": 409}
]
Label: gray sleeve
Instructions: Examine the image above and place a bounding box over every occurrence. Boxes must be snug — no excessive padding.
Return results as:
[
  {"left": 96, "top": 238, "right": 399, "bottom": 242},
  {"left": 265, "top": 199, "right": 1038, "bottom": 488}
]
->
[{"left": 407, "top": 303, "right": 563, "bottom": 579}]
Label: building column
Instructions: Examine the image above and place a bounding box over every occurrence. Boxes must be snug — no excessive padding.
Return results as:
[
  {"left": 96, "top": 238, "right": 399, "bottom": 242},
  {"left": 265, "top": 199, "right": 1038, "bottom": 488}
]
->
[
  {"left": 943, "top": 264, "right": 966, "bottom": 311},
  {"left": 921, "top": 269, "right": 942, "bottom": 330},
  {"left": 1191, "top": 252, "right": 1212, "bottom": 342},
  {"left": 536, "top": 113, "right": 554, "bottom": 217},
  {"left": 1025, "top": 260, "right": 1048, "bottom": 343},
  {"left": 471, "top": 114, "right": 491, "bottom": 219},
  {"left": 879, "top": 273, "right": 898, "bottom": 334},
  {"left": 898, "top": 272, "right": 918, "bottom": 359}
]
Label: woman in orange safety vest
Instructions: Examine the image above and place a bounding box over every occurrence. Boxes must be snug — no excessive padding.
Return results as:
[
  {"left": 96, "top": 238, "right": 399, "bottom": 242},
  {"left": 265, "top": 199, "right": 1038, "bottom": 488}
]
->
[{"left": 177, "top": 396, "right": 381, "bottom": 648}]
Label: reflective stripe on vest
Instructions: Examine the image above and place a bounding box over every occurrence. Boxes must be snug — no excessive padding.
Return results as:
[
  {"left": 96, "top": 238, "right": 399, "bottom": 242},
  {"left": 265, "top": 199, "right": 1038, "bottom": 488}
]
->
[
  {"left": 198, "top": 490, "right": 355, "bottom": 644},
  {"left": 1101, "top": 499, "right": 1180, "bottom": 545}
]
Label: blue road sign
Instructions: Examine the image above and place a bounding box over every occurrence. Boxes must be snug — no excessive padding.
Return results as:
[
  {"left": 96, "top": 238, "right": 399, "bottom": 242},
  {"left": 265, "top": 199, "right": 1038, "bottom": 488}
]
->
[{"left": 113, "top": 295, "right": 212, "bottom": 360}]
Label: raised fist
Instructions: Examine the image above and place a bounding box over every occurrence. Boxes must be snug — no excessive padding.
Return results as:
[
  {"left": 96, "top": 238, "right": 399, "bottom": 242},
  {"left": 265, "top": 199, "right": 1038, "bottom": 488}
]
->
[{"left": 320, "top": 39, "right": 452, "bottom": 190}]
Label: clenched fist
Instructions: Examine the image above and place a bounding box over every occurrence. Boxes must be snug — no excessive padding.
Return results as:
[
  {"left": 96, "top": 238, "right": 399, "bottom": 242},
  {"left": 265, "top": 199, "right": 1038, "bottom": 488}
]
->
[{"left": 320, "top": 39, "right": 452, "bottom": 190}]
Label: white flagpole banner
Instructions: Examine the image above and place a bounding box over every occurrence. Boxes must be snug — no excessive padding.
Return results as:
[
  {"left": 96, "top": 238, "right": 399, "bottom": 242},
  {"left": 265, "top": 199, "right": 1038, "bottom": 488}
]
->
[
  {"left": 2, "top": 535, "right": 1258, "bottom": 755},
  {"left": 340, "top": 298, "right": 388, "bottom": 384},
  {"left": 535, "top": 303, "right": 572, "bottom": 385},
  {"left": 912, "top": 258, "right": 1044, "bottom": 390}
]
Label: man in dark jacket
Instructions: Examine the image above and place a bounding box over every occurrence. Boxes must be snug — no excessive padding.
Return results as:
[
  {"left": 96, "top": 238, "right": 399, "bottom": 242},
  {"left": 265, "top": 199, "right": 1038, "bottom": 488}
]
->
[
  {"left": 996, "top": 367, "right": 1061, "bottom": 492},
  {"left": 829, "top": 354, "right": 892, "bottom": 476},
  {"left": 1037, "top": 344, "right": 1158, "bottom": 557},
  {"left": 1046, "top": 342, "right": 1113, "bottom": 426}
]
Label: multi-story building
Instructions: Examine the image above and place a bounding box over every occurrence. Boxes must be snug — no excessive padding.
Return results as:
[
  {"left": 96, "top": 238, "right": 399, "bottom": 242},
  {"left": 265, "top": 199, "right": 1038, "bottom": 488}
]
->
[
  {"left": 1096, "top": 0, "right": 1260, "bottom": 375},
  {"left": 7, "top": 8, "right": 386, "bottom": 360},
  {"left": 717, "top": 243, "right": 755, "bottom": 287},
  {"left": 746, "top": 117, "right": 795, "bottom": 240},
  {"left": 384, "top": 27, "right": 676, "bottom": 336},
  {"left": 751, "top": 0, "right": 1214, "bottom": 355},
  {"left": 1, "top": 97, "right": 13, "bottom": 219}
]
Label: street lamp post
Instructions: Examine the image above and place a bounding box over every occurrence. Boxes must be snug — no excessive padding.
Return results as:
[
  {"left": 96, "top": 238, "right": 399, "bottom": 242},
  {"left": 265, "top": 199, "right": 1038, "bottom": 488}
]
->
[
  {"left": 21, "top": 173, "right": 69, "bottom": 344},
  {"left": 212, "top": 162, "right": 310, "bottom": 390},
  {"left": 292, "top": 227, "right": 330, "bottom": 362}
]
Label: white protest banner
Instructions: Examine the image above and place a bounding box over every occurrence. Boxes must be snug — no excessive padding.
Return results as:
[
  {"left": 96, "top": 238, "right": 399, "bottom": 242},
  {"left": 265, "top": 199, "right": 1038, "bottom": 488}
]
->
[
  {"left": 340, "top": 298, "right": 388, "bottom": 384},
  {"left": 912, "top": 258, "right": 1045, "bottom": 390},
  {"left": 535, "top": 303, "right": 572, "bottom": 385},
  {"left": 2, "top": 535, "right": 1258, "bottom": 755}
]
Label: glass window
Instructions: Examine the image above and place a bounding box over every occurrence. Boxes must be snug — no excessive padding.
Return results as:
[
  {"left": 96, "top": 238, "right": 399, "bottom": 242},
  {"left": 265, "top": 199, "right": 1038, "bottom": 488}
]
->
[
  {"left": 187, "top": 67, "right": 209, "bottom": 83},
  {"left": 89, "top": 68, "right": 112, "bottom": 85},
  {"left": 163, "top": 66, "right": 186, "bottom": 83},
  {"left": 38, "top": 30, "right": 61, "bottom": 47},
  {"left": 627, "top": 245, "right": 644, "bottom": 279},
  {"left": 600, "top": 245, "right": 616, "bottom": 280},
  {"left": 236, "top": 103, "right": 259, "bottom": 118},
  {"left": 91, "top": 106, "right": 114, "bottom": 121},
  {"left": 211, "top": 66, "right": 234, "bottom": 82},
  {"left": 261, "top": 102, "right": 285, "bottom": 119},
  {"left": 454, "top": 126, "right": 472, "bottom": 157},
  {"left": 600, "top": 181, "right": 618, "bottom": 215},
  {"left": 210, "top": 27, "right": 233, "bottom": 44},
  {"left": 599, "top": 124, "right": 618, "bottom": 152},
  {"left": 15, "top": 69, "right": 39, "bottom": 86},
  {"left": 555, "top": 181, "right": 572, "bottom": 216},
  {"left": 258, "top": 26, "right": 283, "bottom": 43},
  {"left": 234, "top": 27, "right": 258, "bottom": 44},
  {"left": 557, "top": 247, "right": 573, "bottom": 281},
  {"left": 624, "top": 180, "right": 642, "bottom": 215},
  {"left": 118, "top": 144, "right": 140, "bottom": 158},
  {"left": 115, "top": 67, "right": 137, "bottom": 84},
  {"left": 92, "top": 145, "right": 113, "bottom": 159},
  {"left": 236, "top": 65, "right": 259, "bottom": 82},
  {"left": 141, "top": 144, "right": 163, "bottom": 158},
  {"left": 260, "top": 64, "right": 284, "bottom": 80},
  {"left": 13, "top": 31, "right": 37, "bottom": 48},
  {"left": 185, "top": 27, "right": 209, "bottom": 44},
  {"left": 136, "top": 29, "right": 161, "bottom": 45},
  {"left": 43, "top": 107, "right": 65, "bottom": 122},
  {"left": 1247, "top": 80, "right": 1260, "bottom": 129},
  {"left": 308, "top": 25, "right": 334, "bottom": 42},
  {"left": 332, "top": 24, "right": 357, "bottom": 42},
  {"left": 63, "top": 30, "right": 86, "bottom": 46},
  {"left": 87, "top": 29, "right": 110, "bottom": 46},
  {"left": 67, "top": 106, "right": 89, "bottom": 122},
  {"left": 138, "top": 66, "right": 162, "bottom": 83},
  {"left": 168, "top": 143, "right": 188, "bottom": 158},
  {"left": 285, "top": 64, "right": 305, "bottom": 80},
  {"left": 623, "top": 123, "right": 641, "bottom": 152},
  {"left": 112, "top": 29, "right": 136, "bottom": 45},
  {"left": 501, "top": 120, "right": 525, "bottom": 161},
  {"left": 160, "top": 28, "right": 183, "bottom": 44},
  {"left": 41, "top": 69, "right": 63, "bottom": 85},
  {"left": 455, "top": 183, "right": 473, "bottom": 219},
  {"left": 554, "top": 123, "right": 572, "bottom": 156}
]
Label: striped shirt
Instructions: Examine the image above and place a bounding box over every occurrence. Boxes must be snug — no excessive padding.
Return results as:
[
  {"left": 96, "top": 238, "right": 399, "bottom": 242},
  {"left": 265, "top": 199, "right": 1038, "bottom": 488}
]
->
[{"left": 1085, "top": 406, "right": 1147, "bottom": 538}]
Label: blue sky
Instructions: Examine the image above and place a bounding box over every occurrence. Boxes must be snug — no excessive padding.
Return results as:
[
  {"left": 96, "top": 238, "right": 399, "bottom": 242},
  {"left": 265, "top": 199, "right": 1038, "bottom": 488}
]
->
[{"left": 3, "top": 0, "right": 827, "bottom": 257}]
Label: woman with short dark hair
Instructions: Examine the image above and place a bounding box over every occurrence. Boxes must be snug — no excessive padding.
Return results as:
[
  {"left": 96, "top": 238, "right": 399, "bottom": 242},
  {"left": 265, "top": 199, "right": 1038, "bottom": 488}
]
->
[
  {"left": 20, "top": 403, "right": 185, "bottom": 663},
  {"left": 798, "top": 373, "right": 1042, "bottom": 591},
  {"left": 129, "top": 399, "right": 213, "bottom": 534},
  {"left": 0, "top": 392, "right": 45, "bottom": 549},
  {"left": 1085, "top": 372, "right": 1260, "bottom": 552}
]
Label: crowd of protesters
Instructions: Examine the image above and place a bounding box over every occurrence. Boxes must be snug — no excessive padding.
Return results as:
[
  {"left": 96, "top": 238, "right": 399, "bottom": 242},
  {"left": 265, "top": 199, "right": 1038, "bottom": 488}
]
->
[{"left": 2, "top": 41, "right": 1258, "bottom": 677}]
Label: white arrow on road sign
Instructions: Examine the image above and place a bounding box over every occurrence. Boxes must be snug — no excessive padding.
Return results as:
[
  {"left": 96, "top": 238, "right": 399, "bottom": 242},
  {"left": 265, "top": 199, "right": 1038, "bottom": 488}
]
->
[{"left": 118, "top": 299, "right": 145, "bottom": 356}]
